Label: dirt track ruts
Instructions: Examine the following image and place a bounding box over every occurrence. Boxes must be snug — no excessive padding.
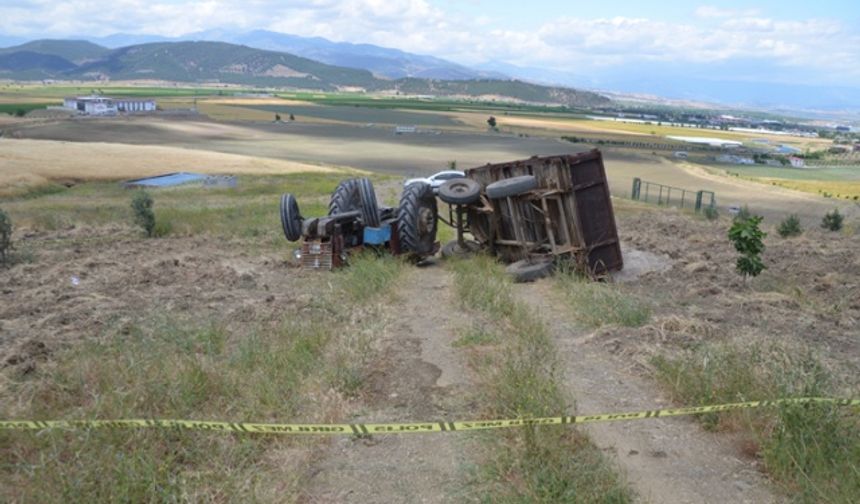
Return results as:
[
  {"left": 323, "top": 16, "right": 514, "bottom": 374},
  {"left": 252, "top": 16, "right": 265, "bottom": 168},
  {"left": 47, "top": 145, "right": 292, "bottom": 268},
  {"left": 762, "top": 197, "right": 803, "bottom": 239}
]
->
[
  {"left": 302, "top": 265, "right": 477, "bottom": 503},
  {"left": 515, "top": 281, "right": 781, "bottom": 504}
]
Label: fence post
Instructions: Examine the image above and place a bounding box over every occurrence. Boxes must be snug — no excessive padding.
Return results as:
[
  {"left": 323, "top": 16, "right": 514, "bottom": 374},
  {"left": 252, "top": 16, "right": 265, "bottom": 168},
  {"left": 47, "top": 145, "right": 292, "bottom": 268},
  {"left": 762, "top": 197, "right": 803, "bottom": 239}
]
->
[
  {"left": 695, "top": 191, "right": 704, "bottom": 212},
  {"left": 631, "top": 178, "right": 641, "bottom": 200}
]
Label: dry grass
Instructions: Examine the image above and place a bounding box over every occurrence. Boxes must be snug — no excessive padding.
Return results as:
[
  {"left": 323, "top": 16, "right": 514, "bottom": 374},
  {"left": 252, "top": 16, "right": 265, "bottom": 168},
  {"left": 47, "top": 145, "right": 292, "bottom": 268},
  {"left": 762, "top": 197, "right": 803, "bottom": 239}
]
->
[{"left": 0, "top": 138, "right": 342, "bottom": 196}]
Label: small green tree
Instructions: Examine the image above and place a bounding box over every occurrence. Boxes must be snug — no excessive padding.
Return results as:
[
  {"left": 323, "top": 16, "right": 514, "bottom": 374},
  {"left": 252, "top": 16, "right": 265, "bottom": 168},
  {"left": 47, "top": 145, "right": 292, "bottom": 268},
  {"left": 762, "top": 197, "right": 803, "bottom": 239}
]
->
[
  {"left": 0, "top": 207, "right": 12, "bottom": 265},
  {"left": 14, "top": 108, "right": 26, "bottom": 117},
  {"left": 131, "top": 190, "right": 156, "bottom": 237},
  {"left": 289, "top": 113, "right": 295, "bottom": 121},
  {"left": 487, "top": 116, "right": 497, "bottom": 129},
  {"left": 728, "top": 215, "right": 767, "bottom": 278},
  {"left": 275, "top": 113, "right": 281, "bottom": 122},
  {"left": 447, "top": 160, "right": 457, "bottom": 170},
  {"left": 821, "top": 209, "right": 843, "bottom": 231},
  {"left": 777, "top": 214, "right": 803, "bottom": 237}
]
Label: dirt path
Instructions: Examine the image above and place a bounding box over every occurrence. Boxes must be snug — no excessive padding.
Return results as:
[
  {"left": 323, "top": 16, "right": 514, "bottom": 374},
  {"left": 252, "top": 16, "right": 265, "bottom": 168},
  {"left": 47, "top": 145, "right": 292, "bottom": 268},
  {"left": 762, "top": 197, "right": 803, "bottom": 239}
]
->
[
  {"left": 514, "top": 281, "right": 782, "bottom": 504},
  {"left": 302, "top": 265, "right": 476, "bottom": 503}
]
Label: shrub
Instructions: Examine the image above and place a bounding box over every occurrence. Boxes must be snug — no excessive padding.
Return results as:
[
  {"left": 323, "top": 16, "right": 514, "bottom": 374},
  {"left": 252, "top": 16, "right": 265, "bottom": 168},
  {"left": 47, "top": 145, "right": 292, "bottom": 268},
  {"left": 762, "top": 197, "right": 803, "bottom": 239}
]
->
[
  {"left": 0, "top": 207, "right": 12, "bottom": 265},
  {"left": 130, "top": 190, "right": 156, "bottom": 237},
  {"left": 703, "top": 205, "right": 719, "bottom": 220},
  {"left": 777, "top": 214, "right": 803, "bottom": 238},
  {"left": 821, "top": 209, "right": 843, "bottom": 232},
  {"left": 728, "top": 215, "right": 766, "bottom": 278}
]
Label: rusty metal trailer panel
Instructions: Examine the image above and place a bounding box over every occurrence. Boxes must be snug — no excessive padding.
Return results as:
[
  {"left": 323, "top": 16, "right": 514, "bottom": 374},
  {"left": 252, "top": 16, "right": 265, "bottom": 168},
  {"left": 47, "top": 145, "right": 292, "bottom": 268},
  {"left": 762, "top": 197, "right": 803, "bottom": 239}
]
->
[{"left": 464, "top": 150, "right": 623, "bottom": 274}]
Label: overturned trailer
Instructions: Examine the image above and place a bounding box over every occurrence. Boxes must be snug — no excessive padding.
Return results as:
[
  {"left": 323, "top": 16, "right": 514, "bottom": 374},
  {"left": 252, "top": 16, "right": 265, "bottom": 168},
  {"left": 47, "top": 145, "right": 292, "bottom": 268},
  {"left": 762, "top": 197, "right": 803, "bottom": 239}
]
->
[
  {"left": 439, "top": 150, "right": 623, "bottom": 278},
  {"left": 279, "top": 149, "right": 622, "bottom": 280}
]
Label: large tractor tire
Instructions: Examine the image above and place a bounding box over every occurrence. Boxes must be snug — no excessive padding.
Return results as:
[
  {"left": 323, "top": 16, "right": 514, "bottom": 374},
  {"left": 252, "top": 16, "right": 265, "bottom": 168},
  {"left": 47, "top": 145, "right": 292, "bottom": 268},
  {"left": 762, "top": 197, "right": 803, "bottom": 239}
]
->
[
  {"left": 328, "top": 178, "right": 380, "bottom": 227},
  {"left": 279, "top": 193, "right": 303, "bottom": 242},
  {"left": 438, "top": 178, "right": 481, "bottom": 205},
  {"left": 486, "top": 175, "right": 538, "bottom": 199},
  {"left": 398, "top": 182, "right": 438, "bottom": 258}
]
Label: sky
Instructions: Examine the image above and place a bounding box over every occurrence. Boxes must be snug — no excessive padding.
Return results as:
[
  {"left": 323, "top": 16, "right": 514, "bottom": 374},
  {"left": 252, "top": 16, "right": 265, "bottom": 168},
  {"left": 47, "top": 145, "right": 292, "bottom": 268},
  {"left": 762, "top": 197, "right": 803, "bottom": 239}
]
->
[{"left": 2, "top": 0, "right": 859, "bottom": 89}]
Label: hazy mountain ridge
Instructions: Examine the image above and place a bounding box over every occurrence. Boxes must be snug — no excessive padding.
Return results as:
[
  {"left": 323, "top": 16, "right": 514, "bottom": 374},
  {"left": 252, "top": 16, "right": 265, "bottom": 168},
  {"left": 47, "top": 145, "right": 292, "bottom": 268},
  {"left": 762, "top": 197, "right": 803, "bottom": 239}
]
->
[{"left": 0, "top": 39, "right": 609, "bottom": 108}]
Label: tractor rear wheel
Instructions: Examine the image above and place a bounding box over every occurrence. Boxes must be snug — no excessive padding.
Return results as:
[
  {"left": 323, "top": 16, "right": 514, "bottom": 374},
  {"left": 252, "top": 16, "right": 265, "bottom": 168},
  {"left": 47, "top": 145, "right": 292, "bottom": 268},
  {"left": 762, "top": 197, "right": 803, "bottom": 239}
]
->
[
  {"left": 328, "top": 178, "right": 380, "bottom": 227},
  {"left": 398, "top": 182, "right": 438, "bottom": 258}
]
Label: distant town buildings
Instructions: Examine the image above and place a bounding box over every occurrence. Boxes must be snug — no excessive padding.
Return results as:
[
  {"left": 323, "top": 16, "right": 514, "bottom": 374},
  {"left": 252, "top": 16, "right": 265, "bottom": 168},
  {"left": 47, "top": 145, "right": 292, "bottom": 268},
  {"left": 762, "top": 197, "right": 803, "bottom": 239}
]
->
[
  {"left": 668, "top": 136, "right": 743, "bottom": 148},
  {"left": 716, "top": 154, "right": 755, "bottom": 165},
  {"left": 63, "top": 96, "right": 156, "bottom": 116},
  {"left": 394, "top": 125, "right": 417, "bottom": 134},
  {"left": 788, "top": 156, "right": 806, "bottom": 168}
]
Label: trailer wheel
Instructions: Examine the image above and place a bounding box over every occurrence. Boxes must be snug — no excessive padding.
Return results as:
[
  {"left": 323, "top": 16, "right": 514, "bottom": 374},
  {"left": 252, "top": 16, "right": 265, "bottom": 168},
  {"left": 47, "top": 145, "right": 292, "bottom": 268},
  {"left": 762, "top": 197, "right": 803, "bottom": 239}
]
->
[
  {"left": 441, "top": 239, "right": 480, "bottom": 258},
  {"left": 398, "top": 182, "right": 438, "bottom": 258},
  {"left": 506, "top": 258, "right": 554, "bottom": 283},
  {"left": 438, "top": 178, "right": 481, "bottom": 205},
  {"left": 279, "top": 193, "right": 303, "bottom": 242},
  {"left": 486, "top": 175, "right": 537, "bottom": 199},
  {"left": 329, "top": 178, "right": 380, "bottom": 227}
]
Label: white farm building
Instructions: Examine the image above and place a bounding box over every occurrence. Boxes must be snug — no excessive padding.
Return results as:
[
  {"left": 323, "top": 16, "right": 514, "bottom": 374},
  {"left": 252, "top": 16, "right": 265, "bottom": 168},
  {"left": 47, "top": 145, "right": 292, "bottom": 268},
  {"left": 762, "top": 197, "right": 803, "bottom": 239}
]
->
[{"left": 63, "top": 96, "right": 156, "bottom": 116}]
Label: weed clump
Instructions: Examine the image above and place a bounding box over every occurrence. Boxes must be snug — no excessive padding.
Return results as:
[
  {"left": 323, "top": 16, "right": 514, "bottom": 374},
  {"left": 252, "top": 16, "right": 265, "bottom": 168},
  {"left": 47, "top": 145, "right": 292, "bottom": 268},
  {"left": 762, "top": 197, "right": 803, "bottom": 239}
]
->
[
  {"left": 702, "top": 205, "right": 719, "bottom": 220},
  {"left": 130, "top": 190, "right": 156, "bottom": 237},
  {"left": 777, "top": 214, "right": 803, "bottom": 238},
  {"left": 554, "top": 273, "right": 650, "bottom": 328},
  {"left": 821, "top": 209, "right": 844, "bottom": 232},
  {"left": 0, "top": 207, "right": 12, "bottom": 265},
  {"left": 653, "top": 343, "right": 860, "bottom": 502}
]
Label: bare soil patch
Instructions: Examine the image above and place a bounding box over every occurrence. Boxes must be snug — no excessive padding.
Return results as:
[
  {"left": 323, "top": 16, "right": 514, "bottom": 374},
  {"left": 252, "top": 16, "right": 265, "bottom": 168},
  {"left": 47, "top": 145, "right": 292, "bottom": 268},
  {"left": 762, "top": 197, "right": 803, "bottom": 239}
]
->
[
  {"left": 0, "top": 227, "right": 305, "bottom": 376},
  {"left": 0, "top": 138, "right": 336, "bottom": 195},
  {"left": 608, "top": 206, "right": 860, "bottom": 378}
]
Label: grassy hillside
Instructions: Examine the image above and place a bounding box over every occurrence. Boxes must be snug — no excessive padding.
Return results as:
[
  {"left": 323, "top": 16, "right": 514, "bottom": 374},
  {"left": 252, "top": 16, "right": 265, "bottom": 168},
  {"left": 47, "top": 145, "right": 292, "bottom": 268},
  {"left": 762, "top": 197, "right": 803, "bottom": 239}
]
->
[
  {"left": 0, "top": 40, "right": 611, "bottom": 108},
  {"left": 393, "top": 78, "right": 610, "bottom": 108},
  {"left": 0, "top": 39, "right": 108, "bottom": 63},
  {"left": 72, "top": 41, "right": 379, "bottom": 90}
]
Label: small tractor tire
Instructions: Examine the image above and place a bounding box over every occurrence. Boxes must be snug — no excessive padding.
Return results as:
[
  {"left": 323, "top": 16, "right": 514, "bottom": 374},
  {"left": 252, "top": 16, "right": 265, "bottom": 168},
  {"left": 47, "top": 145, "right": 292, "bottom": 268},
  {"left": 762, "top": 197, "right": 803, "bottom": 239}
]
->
[
  {"left": 398, "top": 182, "right": 438, "bottom": 258},
  {"left": 441, "top": 239, "right": 481, "bottom": 258},
  {"left": 438, "top": 178, "right": 481, "bottom": 205},
  {"left": 506, "top": 258, "right": 554, "bottom": 283},
  {"left": 279, "top": 193, "right": 303, "bottom": 242},
  {"left": 486, "top": 175, "right": 537, "bottom": 199}
]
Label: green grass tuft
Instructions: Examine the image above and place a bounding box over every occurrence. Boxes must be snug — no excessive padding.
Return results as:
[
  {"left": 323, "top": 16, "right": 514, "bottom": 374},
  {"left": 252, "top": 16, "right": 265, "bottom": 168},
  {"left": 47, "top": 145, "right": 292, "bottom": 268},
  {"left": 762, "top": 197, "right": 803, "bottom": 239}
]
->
[
  {"left": 554, "top": 274, "right": 650, "bottom": 328},
  {"left": 449, "top": 257, "right": 631, "bottom": 502},
  {"left": 652, "top": 342, "right": 860, "bottom": 502}
]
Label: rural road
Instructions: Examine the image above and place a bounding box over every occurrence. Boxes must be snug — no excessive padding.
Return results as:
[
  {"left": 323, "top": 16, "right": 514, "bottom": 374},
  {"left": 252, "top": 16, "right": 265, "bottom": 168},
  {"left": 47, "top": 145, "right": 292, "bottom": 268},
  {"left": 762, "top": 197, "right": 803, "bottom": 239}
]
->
[{"left": 515, "top": 281, "right": 781, "bottom": 504}]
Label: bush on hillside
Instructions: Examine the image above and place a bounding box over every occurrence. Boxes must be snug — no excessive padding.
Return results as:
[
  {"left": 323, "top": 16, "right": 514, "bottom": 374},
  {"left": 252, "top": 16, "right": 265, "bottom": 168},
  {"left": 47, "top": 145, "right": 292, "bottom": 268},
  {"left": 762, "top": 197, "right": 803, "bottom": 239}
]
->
[
  {"left": 777, "top": 214, "right": 803, "bottom": 238},
  {"left": 131, "top": 191, "right": 156, "bottom": 237}
]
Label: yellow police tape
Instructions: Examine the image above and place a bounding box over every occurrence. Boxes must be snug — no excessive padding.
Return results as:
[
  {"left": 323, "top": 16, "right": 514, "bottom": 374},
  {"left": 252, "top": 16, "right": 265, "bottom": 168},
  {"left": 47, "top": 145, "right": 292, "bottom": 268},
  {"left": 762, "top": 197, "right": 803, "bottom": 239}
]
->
[{"left": 1, "top": 397, "right": 857, "bottom": 436}]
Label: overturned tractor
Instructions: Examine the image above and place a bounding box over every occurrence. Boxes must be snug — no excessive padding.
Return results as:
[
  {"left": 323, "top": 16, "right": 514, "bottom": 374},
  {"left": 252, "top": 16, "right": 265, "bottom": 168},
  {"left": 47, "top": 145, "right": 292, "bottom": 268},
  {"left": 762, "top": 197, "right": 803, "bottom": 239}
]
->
[
  {"left": 279, "top": 177, "right": 439, "bottom": 269},
  {"left": 279, "top": 150, "right": 623, "bottom": 280}
]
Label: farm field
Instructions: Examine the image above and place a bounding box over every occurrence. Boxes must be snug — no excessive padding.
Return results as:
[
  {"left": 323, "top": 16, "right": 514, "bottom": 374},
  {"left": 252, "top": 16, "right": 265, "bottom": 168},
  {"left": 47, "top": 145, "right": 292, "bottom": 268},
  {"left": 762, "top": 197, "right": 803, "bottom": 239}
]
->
[
  {"left": 1, "top": 171, "right": 858, "bottom": 502},
  {"left": 3, "top": 112, "right": 855, "bottom": 224},
  {"left": 2, "top": 87, "right": 859, "bottom": 502}
]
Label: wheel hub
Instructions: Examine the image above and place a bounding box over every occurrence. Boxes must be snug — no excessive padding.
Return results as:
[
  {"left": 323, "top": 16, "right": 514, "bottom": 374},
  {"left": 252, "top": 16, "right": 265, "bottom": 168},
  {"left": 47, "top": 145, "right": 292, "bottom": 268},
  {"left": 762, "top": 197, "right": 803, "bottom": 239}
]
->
[{"left": 418, "top": 207, "right": 435, "bottom": 234}]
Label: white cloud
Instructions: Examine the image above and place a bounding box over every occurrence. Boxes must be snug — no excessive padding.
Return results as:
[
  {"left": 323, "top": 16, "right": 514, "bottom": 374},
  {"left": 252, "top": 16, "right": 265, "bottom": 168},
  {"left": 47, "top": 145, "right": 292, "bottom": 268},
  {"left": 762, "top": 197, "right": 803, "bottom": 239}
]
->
[
  {"left": 0, "top": 0, "right": 857, "bottom": 85},
  {"left": 694, "top": 5, "right": 760, "bottom": 19}
]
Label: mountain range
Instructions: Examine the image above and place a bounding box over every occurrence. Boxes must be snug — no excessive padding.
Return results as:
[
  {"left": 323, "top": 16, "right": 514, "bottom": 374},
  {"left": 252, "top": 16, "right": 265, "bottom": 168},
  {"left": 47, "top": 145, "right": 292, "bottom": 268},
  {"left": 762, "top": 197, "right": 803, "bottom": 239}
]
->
[
  {"left": 2, "top": 30, "right": 858, "bottom": 112},
  {"left": 0, "top": 39, "right": 610, "bottom": 108}
]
